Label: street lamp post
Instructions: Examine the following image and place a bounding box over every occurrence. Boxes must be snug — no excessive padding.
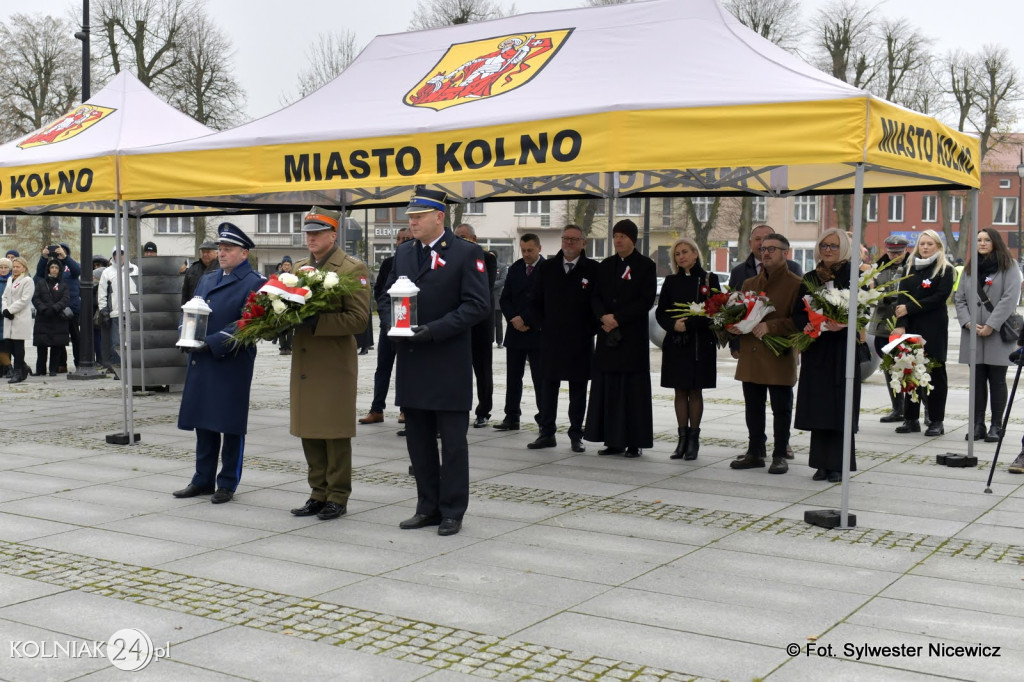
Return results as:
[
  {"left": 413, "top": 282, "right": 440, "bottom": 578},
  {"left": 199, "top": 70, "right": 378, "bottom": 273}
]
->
[{"left": 1017, "top": 149, "right": 1024, "bottom": 264}]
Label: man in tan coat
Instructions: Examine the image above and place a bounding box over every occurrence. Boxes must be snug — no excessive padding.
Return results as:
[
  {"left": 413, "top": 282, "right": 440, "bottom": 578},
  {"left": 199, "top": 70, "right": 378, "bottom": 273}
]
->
[
  {"left": 730, "top": 233, "right": 801, "bottom": 475},
  {"left": 288, "top": 207, "right": 371, "bottom": 521}
]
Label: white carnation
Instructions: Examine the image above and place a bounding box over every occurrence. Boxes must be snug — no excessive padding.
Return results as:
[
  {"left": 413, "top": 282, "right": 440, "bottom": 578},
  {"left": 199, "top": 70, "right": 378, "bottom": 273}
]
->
[
  {"left": 323, "top": 271, "right": 340, "bottom": 289},
  {"left": 304, "top": 269, "right": 323, "bottom": 283},
  {"left": 271, "top": 299, "right": 288, "bottom": 314},
  {"left": 278, "top": 272, "right": 299, "bottom": 287}
]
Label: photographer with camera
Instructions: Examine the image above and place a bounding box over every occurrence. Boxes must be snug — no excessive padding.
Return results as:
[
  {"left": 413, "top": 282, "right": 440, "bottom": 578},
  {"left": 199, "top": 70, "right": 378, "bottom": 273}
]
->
[
  {"left": 35, "top": 243, "right": 81, "bottom": 373},
  {"left": 868, "top": 235, "right": 910, "bottom": 423}
]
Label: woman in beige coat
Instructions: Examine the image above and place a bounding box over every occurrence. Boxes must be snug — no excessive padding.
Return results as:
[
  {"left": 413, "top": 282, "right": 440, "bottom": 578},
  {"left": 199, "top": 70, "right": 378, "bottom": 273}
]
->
[{"left": 1, "top": 257, "right": 36, "bottom": 383}]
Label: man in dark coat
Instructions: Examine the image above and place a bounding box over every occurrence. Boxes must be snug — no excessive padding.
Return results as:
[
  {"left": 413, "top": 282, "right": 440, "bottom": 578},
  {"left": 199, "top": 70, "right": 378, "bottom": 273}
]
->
[
  {"left": 494, "top": 233, "right": 543, "bottom": 432},
  {"left": 173, "top": 223, "right": 264, "bottom": 504},
  {"left": 180, "top": 240, "right": 219, "bottom": 304},
  {"left": 381, "top": 189, "right": 490, "bottom": 536},
  {"left": 360, "top": 227, "right": 412, "bottom": 424},
  {"left": 454, "top": 222, "right": 497, "bottom": 428},
  {"left": 583, "top": 219, "right": 657, "bottom": 457},
  {"left": 523, "top": 224, "right": 598, "bottom": 452},
  {"left": 36, "top": 243, "right": 81, "bottom": 372}
]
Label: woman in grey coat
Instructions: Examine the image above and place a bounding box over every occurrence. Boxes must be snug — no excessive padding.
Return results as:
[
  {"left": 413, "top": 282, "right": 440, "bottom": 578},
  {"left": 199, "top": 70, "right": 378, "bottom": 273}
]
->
[{"left": 954, "top": 228, "right": 1022, "bottom": 441}]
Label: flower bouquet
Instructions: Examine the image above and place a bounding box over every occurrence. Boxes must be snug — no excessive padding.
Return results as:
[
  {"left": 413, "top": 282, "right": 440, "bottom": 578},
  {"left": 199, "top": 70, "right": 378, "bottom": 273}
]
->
[
  {"left": 670, "top": 290, "right": 786, "bottom": 351},
  {"left": 230, "top": 266, "right": 362, "bottom": 348},
  {"left": 879, "top": 333, "right": 937, "bottom": 402}
]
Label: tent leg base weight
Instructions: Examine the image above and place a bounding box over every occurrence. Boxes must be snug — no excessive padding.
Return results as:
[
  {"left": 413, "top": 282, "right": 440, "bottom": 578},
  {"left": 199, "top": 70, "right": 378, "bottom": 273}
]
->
[
  {"left": 106, "top": 433, "right": 141, "bottom": 445},
  {"left": 804, "top": 509, "right": 857, "bottom": 529},
  {"left": 937, "top": 453, "right": 977, "bottom": 467},
  {"left": 67, "top": 369, "right": 107, "bottom": 381}
]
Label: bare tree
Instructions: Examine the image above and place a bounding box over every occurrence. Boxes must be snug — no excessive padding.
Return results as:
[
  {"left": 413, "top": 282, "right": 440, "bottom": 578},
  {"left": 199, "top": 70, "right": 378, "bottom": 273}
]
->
[
  {"left": 409, "top": 0, "right": 516, "bottom": 29},
  {"left": 562, "top": 198, "right": 602, "bottom": 237},
  {"left": 0, "top": 13, "right": 81, "bottom": 143},
  {"left": 165, "top": 12, "right": 244, "bottom": 131},
  {"left": 724, "top": 0, "right": 801, "bottom": 51},
  {"left": 95, "top": 0, "right": 200, "bottom": 91},
  {"left": 286, "top": 31, "right": 359, "bottom": 103},
  {"left": 876, "top": 17, "right": 930, "bottom": 105},
  {"left": 814, "top": 0, "right": 877, "bottom": 89}
]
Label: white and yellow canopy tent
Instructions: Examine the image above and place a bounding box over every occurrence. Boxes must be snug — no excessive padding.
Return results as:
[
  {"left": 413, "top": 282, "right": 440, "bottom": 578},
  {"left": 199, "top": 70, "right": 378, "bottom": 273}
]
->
[{"left": 120, "top": 0, "right": 978, "bottom": 210}]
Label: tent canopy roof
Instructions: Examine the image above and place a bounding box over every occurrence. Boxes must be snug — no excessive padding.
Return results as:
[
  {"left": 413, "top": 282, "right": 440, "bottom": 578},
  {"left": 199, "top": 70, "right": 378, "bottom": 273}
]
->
[{"left": 110, "top": 0, "right": 978, "bottom": 211}]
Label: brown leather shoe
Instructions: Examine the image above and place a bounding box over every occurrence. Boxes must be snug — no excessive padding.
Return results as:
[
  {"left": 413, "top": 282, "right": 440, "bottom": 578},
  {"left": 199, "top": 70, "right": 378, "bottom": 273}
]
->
[{"left": 358, "top": 411, "right": 384, "bottom": 424}]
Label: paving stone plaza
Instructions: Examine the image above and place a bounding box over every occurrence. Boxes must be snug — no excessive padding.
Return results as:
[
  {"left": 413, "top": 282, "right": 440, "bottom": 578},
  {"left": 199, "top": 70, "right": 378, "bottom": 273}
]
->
[{"left": 1, "top": 317, "right": 1022, "bottom": 681}]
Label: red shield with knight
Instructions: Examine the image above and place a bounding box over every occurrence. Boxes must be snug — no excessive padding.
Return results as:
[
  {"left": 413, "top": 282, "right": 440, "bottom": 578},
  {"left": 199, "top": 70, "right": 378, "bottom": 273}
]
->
[
  {"left": 18, "top": 105, "right": 116, "bottom": 149},
  {"left": 405, "top": 29, "right": 572, "bottom": 111}
]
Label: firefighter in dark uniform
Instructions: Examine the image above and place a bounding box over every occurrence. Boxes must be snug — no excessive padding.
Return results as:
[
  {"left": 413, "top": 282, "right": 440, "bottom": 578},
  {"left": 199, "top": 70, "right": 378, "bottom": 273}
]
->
[
  {"left": 381, "top": 188, "right": 490, "bottom": 536},
  {"left": 173, "top": 223, "right": 264, "bottom": 504}
]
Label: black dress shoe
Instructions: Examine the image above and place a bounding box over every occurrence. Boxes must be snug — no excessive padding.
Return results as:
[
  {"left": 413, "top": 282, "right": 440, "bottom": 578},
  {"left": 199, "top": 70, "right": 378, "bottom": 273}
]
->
[
  {"left": 826, "top": 471, "right": 842, "bottom": 483},
  {"left": 624, "top": 448, "right": 642, "bottom": 458},
  {"left": 570, "top": 439, "right": 585, "bottom": 453},
  {"left": 812, "top": 468, "right": 827, "bottom": 481},
  {"left": 784, "top": 444, "right": 795, "bottom": 460},
  {"left": 358, "top": 348, "right": 369, "bottom": 355},
  {"left": 399, "top": 513, "right": 442, "bottom": 529},
  {"left": 527, "top": 435, "right": 556, "bottom": 449},
  {"left": 472, "top": 416, "right": 489, "bottom": 428},
  {"left": 879, "top": 410, "right": 904, "bottom": 423},
  {"left": 924, "top": 421, "right": 944, "bottom": 437},
  {"left": 985, "top": 424, "right": 1002, "bottom": 443},
  {"left": 396, "top": 429, "right": 406, "bottom": 437},
  {"left": 438, "top": 518, "right": 462, "bottom": 536},
  {"left": 895, "top": 420, "right": 921, "bottom": 433},
  {"left": 317, "top": 502, "right": 346, "bottom": 520},
  {"left": 172, "top": 484, "right": 214, "bottom": 498},
  {"left": 598, "top": 447, "right": 624, "bottom": 456},
  {"left": 290, "top": 498, "right": 325, "bottom": 516},
  {"left": 210, "top": 489, "right": 234, "bottom": 504},
  {"left": 493, "top": 420, "right": 520, "bottom": 431}
]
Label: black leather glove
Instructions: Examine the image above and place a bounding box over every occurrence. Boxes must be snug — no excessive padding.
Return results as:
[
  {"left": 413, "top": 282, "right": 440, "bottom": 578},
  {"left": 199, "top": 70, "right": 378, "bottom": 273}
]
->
[
  {"left": 2, "top": 309, "right": 13, "bottom": 320},
  {"left": 181, "top": 342, "right": 209, "bottom": 354},
  {"left": 300, "top": 314, "right": 319, "bottom": 331},
  {"left": 1010, "top": 347, "right": 1023, "bottom": 365},
  {"left": 409, "top": 325, "right": 433, "bottom": 344}
]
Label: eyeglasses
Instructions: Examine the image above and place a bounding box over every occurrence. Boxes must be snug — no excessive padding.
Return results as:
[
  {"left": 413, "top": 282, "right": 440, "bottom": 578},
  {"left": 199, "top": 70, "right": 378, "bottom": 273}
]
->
[
  {"left": 561, "top": 237, "right": 583, "bottom": 243},
  {"left": 819, "top": 243, "right": 841, "bottom": 251},
  {"left": 758, "top": 246, "right": 782, "bottom": 254}
]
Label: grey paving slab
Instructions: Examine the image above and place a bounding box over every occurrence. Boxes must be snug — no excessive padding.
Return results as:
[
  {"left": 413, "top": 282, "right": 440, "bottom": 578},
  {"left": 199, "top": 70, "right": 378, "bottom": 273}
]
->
[
  {"left": 953, "top": 522, "right": 1024, "bottom": 545},
  {"left": 650, "top": 473, "right": 822, "bottom": 502},
  {"left": 76, "top": 659, "right": 247, "bottom": 681},
  {"left": 24, "top": 528, "right": 208, "bottom": 566},
  {"left": 498, "top": 524, "right": 692, "bottom": 565},
  {"left": 316, "top": 577, "right": 559, "bottom": 637},
  {"left": 0, "top": 617, "right": 110, "bottom": 681},
  {"left": 0, "top": 513, "right": 78, "bottom": 543},
  {"left": 797, "top": 485, "right": 995, "bottom": 518},
  {"left": 710, "top": 532, "right": 924, "bottom": 572},
  {"left": 15, "top": 460, "right": 150, "bottom": 485},
  {"left": 54, "top": 484, "right": 192, "bottom": 513},
  {"left": 879, "top": 574, "right": 1024, "bottom": 619},
  {"left": 481, "top": 471, "right": 639, "bottom": 497},
  {"left": 157, "top": 550, "right": 367, "bottom": 597},
  {"left": 383, "top": 554, "right": 610, "bottom": 608},
  {"left": 618, "top": 485, "right": 791, "bottom": 516},
  {"left": 515, "top": 462, "right": 676, "bottom": 487},
  {"left": 539, "top": 508, "right": 730, "bottom": 546},
  {"left": 847, "top": 597, "right": 1024, "bottom": 650},
  {"left": 166, "top": 501, "right": 326, "bottom": 532},
  {"left": 228, "top": 532, "right": 423, "bottom": 575},
  {"left": 767, "top": 655, "right": 967, "bottom": 682},
  {"left": 0, "top": 471, "right": 95, "bottom": 495},
  {"left": 293, "top": 514, "right": 483, "bottom": 553},
  {"left": 167, "top": 625, "right": 427, "bottom": 681},
  {"left": 819, "top": 622, "right": 1021, "bottom": 680},
  {"left": 0, "top": 486, "right": 34, "bottom": 504},
  {"left": 912, "top": 554, "right": 1024, "bottom": 590},
  {"left": 97, "top": 514, "right": 275, "bottom": 549},
  {"left": 0, "top": 496, "right": 139, "bottom": 526},
  {"left": 0, "top": 573, "right": 67, "bottom": 607},
  {"left": 775, "top": 503, "right": 970, "bottom": 536},
  {"left": 515, "top": 611, "right": 783, "bottom": 680}
]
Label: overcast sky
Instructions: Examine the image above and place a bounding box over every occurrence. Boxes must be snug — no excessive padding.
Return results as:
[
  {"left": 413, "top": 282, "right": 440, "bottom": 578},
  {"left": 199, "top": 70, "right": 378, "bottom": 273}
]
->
[{"left": 1, "top": 0, "right": 1021, "bottom": 123}]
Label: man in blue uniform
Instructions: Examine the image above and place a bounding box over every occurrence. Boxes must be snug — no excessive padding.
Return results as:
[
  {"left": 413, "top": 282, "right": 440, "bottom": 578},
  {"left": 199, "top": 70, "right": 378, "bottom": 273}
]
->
[
  {"left": 173, "top": 223, "right": 264, "bottom": 504},
  {"left": 381, "top": 188, "right": 490, "bottom": 536}
]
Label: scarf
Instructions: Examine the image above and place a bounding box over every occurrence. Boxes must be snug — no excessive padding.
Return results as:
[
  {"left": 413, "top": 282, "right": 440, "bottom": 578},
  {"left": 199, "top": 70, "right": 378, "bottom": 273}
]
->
[
  {"left": 977, "top": 253, "right": 999, "bottom": 288},
  {"left": 913, "top": 253, "right": 938, "bottom": 270},
  {"left": 814, "top": 259, "right": 847, "bottom": 284}
]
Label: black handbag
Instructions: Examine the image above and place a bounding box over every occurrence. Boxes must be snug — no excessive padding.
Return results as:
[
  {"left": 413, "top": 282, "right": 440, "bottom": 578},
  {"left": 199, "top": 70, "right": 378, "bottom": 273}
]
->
[{"left": 977, "top": 284, "right": 1022, "bottom": 343}]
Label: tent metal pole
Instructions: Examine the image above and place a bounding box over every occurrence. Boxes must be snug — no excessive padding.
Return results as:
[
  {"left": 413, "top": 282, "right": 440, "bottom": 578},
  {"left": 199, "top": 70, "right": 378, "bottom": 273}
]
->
[
  {"left": 966, "top": 189, "right": 981, "bottom": 459},
  {"left": 839, "top": 162, "right": 866, "bottom": 529},
  {"left": 134, "top": 208, "right": 147, "bottom": 391}
]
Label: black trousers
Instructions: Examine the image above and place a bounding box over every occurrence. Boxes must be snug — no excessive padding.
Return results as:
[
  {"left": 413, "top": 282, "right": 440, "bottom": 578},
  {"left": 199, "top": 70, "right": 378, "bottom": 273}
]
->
[
  {"left": 192, "top": 428, "right": 244, "bottom": 491},
  {"left": 404, "top": 408, "right": 470, "bottom": 521},
  {"left": 974, "top": 364, "right": 1008, "bottom": 425},
  {"left": 503, "top": 346, "right": 542, "bottom": 422},
  {"left": 470, "top": 321, "right": 493, "bottom": 418},
  {"left": 537, "top": 378, "right": 587, "bottom": 440},
  {"left": 742, "top": 382, "right": 793, "bottom": 454},
  {"left": 904, "top": 362, "right": 947, "bottom": 422},
  {"left": 370, "top": 327, "right": 397, "bottom": 414}
]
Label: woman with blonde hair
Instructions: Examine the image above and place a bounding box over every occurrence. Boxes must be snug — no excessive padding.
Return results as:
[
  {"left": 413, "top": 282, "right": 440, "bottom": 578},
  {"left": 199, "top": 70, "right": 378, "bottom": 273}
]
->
[
  {"left": 0, "top": 257, "right": 12, "bottom": 377},
  {"left": 1, "top": 256, "right": 36, "bottom": 383},
  {"left": 655, "top": 237, "right": 720, "bottom": 459},
  {"left": 891, "top": 230, "right": 954, "bottom": 436}
]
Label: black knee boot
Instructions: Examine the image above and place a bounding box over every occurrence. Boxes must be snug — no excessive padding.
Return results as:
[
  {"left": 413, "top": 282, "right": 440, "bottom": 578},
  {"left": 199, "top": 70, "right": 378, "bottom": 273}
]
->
[
  {"left": 880, "top": 383, "right": 904, "bottom": 423},
  {"left": 670, "top": 427, "right": 688, "bottom": 460}
]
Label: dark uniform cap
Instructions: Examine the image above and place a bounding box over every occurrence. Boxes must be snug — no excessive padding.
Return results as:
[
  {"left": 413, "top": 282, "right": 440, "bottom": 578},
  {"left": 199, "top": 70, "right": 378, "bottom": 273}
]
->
[
  {"left": 405, "top": 187, "right": 448, "bottom": 214},
  {"left": 884, "top": 234, "right": 910, "bottom": 249},
  {"left": 303, "top": 206, "right": 341, "bottom": 232},
  {"left": 215, "top": 222, "right": 255, "bottom": 249},
  {"left": 143, "top": 241, "right": 158, "bottom": 253},
  {"left": 199, "top": 240, "right": 217, "bottom": 251}
]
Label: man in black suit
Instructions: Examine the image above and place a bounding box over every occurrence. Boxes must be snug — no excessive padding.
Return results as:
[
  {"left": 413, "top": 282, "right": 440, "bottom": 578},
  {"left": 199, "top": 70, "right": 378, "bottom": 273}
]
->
[
  {"left": 523, "top": 225, "right": 598, "bottom": 452},
  {"left": 381, "top": 189, "right": 490, "bottom": 537},
  {"left": 360, "top": 227, "right": 412, "bottom": 425},
  {"left": 454, "top": 223, "right": 497, "bottom": 428},
  {"left": 583, "top": 219, "right": 657, "bottom": 458},
  {"left": 494, "top": 233, "right": 543, "bottom": 432}
]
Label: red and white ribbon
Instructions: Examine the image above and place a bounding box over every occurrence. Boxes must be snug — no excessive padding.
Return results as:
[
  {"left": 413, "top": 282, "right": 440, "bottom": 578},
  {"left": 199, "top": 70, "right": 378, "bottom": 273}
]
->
[
  {"left": 431, "top": 251, "right": 447, "bottom": 270},
  {"left": 258, "top": 274, "right": 311, "bottom": 304},
  {"left": 621, "top": 265, "right": 631, "bottom": 281}
]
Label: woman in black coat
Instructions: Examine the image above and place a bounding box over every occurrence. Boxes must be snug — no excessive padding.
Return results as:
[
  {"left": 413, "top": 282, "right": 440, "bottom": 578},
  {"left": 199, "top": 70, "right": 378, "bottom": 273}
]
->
[
  {"left": 891, "top": 229, "right": 955, "bottom": 436},
  {"left": 32, "top": 259, "right": 71, "bottom": 376},
  {"left": 656, "top": 237, "right": 719, "bottom": 460},
  {"left": 792, "top": 229, "right": 862, "bottom": 482}
]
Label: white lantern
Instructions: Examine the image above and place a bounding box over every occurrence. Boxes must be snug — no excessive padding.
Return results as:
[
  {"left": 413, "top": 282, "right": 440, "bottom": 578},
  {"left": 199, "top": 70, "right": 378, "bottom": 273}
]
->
[
  {"left": 177, "top": 296, "right": 212, "bottom": 347},
  {"left": 387, "top": 276, "right": 420, "bottom": 337}
]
